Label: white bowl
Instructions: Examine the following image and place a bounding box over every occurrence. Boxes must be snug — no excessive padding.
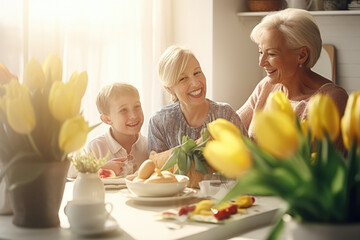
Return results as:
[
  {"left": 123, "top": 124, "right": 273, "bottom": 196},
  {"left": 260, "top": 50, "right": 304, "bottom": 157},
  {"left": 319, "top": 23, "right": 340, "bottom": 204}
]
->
[{"left": 125, "top": 175, "right": 189, "bottom": 197}]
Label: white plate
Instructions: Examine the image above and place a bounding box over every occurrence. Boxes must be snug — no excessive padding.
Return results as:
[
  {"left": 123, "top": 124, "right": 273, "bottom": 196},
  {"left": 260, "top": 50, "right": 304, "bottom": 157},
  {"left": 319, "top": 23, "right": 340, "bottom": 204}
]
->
[
  {"left": 70, "top": 216, "right": 119, "bottom": 236},
  {"left": 67, "top": 176, "right": 126, "bottom": 185},
  {"left": 101, "top": 177, "right": 126, "bottom": 185},
  {"left": 120, "top": 188, "right": 197, "bottom": 202}
]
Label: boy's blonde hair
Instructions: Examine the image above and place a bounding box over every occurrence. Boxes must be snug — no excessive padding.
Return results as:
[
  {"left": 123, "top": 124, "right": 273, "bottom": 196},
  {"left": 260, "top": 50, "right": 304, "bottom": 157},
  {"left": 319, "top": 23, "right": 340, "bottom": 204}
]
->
[
  {"left": 96, "top": 82, "right": 139, "bottom": 115},
  {"left": 158, "top": 45, "right": 195, "bottom": 102}
]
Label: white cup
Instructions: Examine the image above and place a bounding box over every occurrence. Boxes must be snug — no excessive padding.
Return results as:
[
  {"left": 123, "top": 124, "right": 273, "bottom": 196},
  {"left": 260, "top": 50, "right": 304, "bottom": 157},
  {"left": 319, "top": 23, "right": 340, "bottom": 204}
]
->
[
  {"left": 64, "top": 201, "right": 113, "bottom": 231},
  {"left": 286, "top": 0, "right": 313, "bottom": 10}
]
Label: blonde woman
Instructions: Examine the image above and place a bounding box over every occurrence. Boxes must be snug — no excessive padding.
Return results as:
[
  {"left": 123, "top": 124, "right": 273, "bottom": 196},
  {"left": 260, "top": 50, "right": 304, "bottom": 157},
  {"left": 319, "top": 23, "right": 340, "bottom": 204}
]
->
[{"left": 148, "top": 46, "right": 247, "bottom": 153}]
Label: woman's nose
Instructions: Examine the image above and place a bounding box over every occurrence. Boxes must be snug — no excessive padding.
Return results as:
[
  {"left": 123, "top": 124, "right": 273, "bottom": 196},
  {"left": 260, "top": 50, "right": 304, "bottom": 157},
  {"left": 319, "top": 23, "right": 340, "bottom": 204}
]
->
[
  {"left": 189, "top": 76, "right": 201, "bottom": 86},
  {"left": 259, "top": 55, "right": 266, "bottom": 67}
]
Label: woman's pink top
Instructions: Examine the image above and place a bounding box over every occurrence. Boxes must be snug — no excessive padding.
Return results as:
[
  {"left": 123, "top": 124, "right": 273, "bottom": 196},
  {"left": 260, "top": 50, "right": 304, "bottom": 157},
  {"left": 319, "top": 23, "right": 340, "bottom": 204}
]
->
[{"left": 237, "top": 78, "right": 348, "bottom": 152}]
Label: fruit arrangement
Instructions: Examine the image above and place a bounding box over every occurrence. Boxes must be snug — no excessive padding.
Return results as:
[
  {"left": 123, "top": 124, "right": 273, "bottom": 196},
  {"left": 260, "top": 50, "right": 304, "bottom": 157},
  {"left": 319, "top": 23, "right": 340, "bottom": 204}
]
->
[{"left": 161, "top": 194, "right": 255, "bottom": 222}]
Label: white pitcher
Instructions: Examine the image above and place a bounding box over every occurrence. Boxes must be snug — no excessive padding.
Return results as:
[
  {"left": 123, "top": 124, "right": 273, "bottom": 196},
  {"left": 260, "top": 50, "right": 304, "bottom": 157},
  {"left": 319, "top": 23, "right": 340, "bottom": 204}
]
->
[{"left": 286, "top": 0, "right": 313, "bottom": 10}]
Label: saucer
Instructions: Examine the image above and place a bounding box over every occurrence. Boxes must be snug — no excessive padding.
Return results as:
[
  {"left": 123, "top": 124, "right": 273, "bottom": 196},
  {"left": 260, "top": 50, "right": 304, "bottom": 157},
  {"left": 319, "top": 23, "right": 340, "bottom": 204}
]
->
[
  {"left": 70, "top": 216, "right": 119, "bottom": 236},
  {"left": 120, "top": 188, "right": 197, "bottom": 203}
]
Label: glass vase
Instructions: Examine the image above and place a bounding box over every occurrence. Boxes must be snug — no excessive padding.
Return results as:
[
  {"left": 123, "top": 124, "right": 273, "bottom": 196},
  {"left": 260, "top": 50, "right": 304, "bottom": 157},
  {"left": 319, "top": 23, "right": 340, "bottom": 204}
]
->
[{"left": 73, "top": 172, "right": 105, "bottom": 203}]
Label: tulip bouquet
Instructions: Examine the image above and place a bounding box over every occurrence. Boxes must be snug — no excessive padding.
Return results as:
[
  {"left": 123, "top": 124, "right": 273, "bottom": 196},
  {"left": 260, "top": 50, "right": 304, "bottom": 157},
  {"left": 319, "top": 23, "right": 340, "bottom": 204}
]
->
[
  {"left": 203, "top": 91, "right": 360, "bottom": 238},
  {"left": 0, "top": 55, "right": 98, "bottom": 190}
]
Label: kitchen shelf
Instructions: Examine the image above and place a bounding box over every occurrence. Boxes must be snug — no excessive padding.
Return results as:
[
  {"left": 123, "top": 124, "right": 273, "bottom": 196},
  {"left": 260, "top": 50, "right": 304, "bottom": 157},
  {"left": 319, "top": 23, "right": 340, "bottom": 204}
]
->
[{"left": 237, "top": 10, "right": 360, "bottom": 17}]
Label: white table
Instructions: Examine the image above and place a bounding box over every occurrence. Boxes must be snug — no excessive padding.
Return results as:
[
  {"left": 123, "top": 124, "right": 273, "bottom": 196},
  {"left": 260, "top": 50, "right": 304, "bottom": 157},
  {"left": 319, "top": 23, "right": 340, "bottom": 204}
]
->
[{"left": 0, "top": 182, "right": 283, "bottom": 240}]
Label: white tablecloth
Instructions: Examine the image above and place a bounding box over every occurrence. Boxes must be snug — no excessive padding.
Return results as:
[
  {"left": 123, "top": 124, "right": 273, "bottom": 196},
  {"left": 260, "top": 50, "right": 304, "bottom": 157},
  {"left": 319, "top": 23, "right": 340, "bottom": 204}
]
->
[{"left": 0, "top": 182, "right": 283, "bottom": 240}]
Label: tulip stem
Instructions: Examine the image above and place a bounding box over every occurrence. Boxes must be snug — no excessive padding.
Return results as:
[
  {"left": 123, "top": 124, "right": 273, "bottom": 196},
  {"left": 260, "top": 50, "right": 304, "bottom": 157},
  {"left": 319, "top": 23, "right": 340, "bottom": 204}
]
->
[{"left": 27, "top": 134, "right": 41, "bottom": 156}]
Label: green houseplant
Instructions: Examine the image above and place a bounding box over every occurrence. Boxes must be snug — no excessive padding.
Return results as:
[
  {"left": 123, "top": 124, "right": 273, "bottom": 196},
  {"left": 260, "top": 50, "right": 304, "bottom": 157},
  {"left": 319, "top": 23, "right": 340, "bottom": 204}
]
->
[
  {"left": 0, "top": 55, "right": 98, "bottom": 227},
  {"left": 203, "top": 90, "right": 360, "bottom": 239}
]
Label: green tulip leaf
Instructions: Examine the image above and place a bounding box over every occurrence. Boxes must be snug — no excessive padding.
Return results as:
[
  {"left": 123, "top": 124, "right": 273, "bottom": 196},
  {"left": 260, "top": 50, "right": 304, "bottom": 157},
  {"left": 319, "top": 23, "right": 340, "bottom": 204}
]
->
[
  {"left": 201, "top": 127, "right": 210, "bottom": 142},
  {"left": 185, "top": 154, "right": 191, "bottom": 174},
  {"left": 177, "top": 150, "right": 187, "bottom": 173},
  {"left": 161, "top": 148, "right": 180, "bottom": 171},
  {"left": 194, "top": 153, "right": 208, "bottom": 174},
  {"left": 180, "top": 139, "right": 196, "bottom": 153}
]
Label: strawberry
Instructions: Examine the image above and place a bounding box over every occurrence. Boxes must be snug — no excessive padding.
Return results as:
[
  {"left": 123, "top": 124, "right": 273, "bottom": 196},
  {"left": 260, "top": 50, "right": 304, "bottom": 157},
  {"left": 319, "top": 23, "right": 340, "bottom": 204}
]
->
[
  {"left": 213, "top": 209, "right": 231, "bottom": 220},
  {"left": 98, "top": 168, "right": 116, "bottom": 178}
]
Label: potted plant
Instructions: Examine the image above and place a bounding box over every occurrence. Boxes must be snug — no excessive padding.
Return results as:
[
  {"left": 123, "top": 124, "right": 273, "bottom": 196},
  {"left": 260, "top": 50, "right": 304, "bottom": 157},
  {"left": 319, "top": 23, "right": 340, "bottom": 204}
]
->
[
  {"left": 203, "top": 90, "right": 360, "bottom": 239},
  {"left": 0, "top": 55, "right": 99, "bottom": 228}
]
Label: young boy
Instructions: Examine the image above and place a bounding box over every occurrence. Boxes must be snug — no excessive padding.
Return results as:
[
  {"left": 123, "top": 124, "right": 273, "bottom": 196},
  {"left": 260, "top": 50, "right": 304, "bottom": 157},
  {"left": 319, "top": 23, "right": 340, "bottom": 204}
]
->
[{"left": 86, "top": 82, "right": 148, "bottom": 177}]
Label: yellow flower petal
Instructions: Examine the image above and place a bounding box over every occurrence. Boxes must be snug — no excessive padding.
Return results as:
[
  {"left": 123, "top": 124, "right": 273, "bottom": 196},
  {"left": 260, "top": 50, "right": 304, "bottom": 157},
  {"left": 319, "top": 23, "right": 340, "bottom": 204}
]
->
[
  {"left": 4, "top": 80, "right": 35, "bottom": 134},
  {"left": 204, "top": 130, "right": 252, "bottom": 179},
  {"left": 341, "top": 91, "right": 360, "bottom": 149},
  {"left": 59, "top": 115, "right": 89, "bottom": 153},
  {"left": 207, "top": 118, "right": 241, "bottom": 140},
  {"left": 68, "top": 71, "right": 88, "bottom": 98},
  {"left": 23, "top": 58, "right": 46, "bottom": 91},
  {"left": 264, "top": 90, "right": 295, "bottom": 121},
  {"left": 49, "top": 81, "right": 82, "bottom": 121},
  {"left": 308, "top": 94, "right": 339, "bottom": 141},
  {"left": 254, "top": 110, "right": 299, "bottom": 159},
  {"left": 43, "top": 54, "right": 63, "bottom": 83}
]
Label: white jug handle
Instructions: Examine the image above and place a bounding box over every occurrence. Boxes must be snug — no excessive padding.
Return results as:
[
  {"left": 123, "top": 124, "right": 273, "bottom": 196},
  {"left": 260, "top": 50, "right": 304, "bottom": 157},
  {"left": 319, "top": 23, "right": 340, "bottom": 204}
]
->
[
  {"left": 306, "top": 0, "right": 313, "bottom": 10},
  {"left": 105, "top": 202, "right": 113, "bottom": 217},
  {"left": 64, "top": 204, "right": 68, "bottom": 215}
]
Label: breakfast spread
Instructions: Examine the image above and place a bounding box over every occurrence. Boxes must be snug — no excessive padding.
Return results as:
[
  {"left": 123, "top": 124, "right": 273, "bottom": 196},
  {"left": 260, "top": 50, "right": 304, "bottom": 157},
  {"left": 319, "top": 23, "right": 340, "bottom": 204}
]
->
[
  {"left": 160, "top": 194, "right": 255, "bottom": 223},
  {"left": 133, "top": 159, "right": 186, "bottom": 183}
]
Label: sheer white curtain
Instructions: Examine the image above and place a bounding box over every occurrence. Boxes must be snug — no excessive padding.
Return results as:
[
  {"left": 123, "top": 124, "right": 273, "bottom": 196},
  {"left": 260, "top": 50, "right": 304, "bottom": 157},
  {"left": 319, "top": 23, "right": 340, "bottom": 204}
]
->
[{"left": 0, "top": 0, "right": 172, "bottom": 141}]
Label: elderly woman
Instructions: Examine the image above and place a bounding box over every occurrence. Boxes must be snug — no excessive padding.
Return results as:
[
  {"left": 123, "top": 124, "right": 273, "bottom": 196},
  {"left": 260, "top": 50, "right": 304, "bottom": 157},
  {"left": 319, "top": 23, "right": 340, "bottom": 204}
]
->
[
  {"left": 148, "top": 45, "right": 247, "bottom": 153},
  {"left": 237, "top": 8, "right": 348, "bottom": 151}
]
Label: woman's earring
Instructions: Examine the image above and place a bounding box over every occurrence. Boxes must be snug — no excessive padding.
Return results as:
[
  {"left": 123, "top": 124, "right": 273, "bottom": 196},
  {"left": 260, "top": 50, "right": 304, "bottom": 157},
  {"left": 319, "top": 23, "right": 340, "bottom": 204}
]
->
[{"left": 299, "top": 64, "right": 303, "bottom": 68}]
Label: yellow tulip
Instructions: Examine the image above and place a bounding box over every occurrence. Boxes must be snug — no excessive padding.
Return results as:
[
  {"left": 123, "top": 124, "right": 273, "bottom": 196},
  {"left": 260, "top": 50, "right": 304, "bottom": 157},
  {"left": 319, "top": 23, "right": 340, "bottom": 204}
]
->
[
  {"left": 43, "top": 54, "right": 62, "bottom": 83},
  {"left": 308, "top": 94, "right": 340, "bottom": 141},
  {"left": 207, "top": 118, "right": 241, "bottom": 140},
  {"left": 0, "top": 63, "right": 17, "bottom": 85},
  {"left": 300, "top": 120, "right": 308, "bottom": 137},
  {"left": 68, "top": 71, "right": 88, "bottom": 98},
  {"left": 48, "top": 81, "right": 82, "bottom": 122},
  {"left": 264, "top": 90, "right": 295, "bottom": 121},
  {"left": 4, "top": 79, "right": 36, "bottom": 134},
  {"left": 59, "top": 115, "right": 89, "bottom": 153},
  {"left": 254, "top": 110, "right": 299, "bottom": 159},
  {"left": 23, "top": 58, "right": 46, "bottom": 91},
  {"left": 203, "top": 130, "right": 252, "bottom": 179},
  {"left": 341, "top": 91, "right": 360, "bottom": 150}
]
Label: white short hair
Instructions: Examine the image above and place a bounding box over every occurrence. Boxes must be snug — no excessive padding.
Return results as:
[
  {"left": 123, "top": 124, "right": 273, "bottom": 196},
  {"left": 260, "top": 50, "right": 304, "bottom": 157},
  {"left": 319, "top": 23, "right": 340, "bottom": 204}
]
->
[{"left": 250, "top": 8, "right": 322, "bottom": 68}]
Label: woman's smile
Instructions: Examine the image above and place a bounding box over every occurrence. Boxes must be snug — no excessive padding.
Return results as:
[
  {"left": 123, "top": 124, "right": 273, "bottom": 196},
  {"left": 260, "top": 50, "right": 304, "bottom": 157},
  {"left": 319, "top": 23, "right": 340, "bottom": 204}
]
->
[{"left": 189, "top": 88, "right": 202, "bottom": 98}]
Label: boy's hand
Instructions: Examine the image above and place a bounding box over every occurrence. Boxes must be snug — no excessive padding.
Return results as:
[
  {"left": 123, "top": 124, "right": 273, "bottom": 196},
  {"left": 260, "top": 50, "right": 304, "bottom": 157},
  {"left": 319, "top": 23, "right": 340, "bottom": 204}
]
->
[{"left": 100, "top": 157, "right": 127, "bottom": 176}]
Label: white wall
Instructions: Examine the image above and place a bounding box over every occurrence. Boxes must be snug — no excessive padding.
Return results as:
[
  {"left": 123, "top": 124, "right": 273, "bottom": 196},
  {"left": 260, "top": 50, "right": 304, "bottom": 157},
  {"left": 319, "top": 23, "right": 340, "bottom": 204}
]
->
[{"left": 172, "top": 0, "right": 360, "bottom": 110}]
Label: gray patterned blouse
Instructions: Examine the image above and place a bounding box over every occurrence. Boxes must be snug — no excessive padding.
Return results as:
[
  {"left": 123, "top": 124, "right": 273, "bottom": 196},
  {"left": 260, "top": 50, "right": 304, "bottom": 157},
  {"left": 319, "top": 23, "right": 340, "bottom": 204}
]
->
[{"left": 148, "top": 99, "right": 247, "bottom": 153}]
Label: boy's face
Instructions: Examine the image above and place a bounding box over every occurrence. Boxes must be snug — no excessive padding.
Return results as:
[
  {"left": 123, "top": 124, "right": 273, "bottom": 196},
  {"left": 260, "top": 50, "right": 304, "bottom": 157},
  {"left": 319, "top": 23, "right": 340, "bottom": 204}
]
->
[{"left": 103, "top": 93, "right": 144, "bottom": 136}]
